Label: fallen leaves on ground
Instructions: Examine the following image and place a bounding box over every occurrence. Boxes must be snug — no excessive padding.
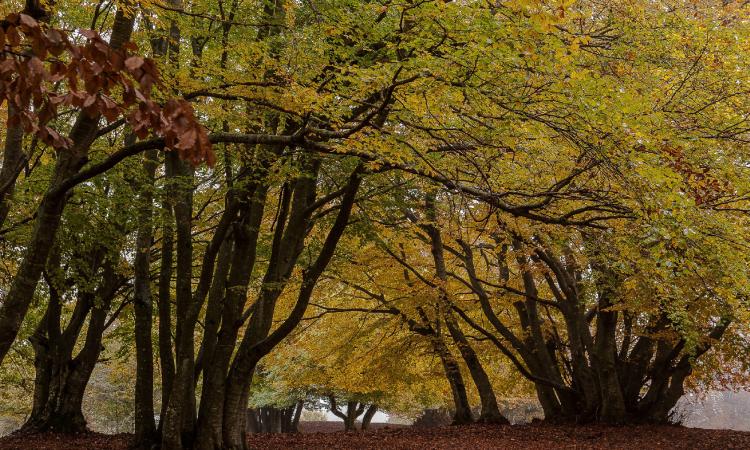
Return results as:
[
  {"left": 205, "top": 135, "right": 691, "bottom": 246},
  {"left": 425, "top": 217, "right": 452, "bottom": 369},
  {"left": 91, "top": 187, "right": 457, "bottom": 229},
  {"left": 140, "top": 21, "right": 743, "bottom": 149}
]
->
[
  {"left": 250, "top": 423, "right": 750, "bottom": 449},
  {"left": 2, "top": 423, "right": 750, "bottom": 449},
  {"left": 0, "top": 431, "right": 130, "bottom": 450}
]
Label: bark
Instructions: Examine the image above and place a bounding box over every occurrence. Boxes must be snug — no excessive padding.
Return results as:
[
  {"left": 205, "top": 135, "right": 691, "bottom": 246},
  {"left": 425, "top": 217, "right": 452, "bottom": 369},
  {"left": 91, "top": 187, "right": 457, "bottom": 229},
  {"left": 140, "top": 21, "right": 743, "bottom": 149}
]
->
[
  {"left": 195, "top": 181, "right": 270, "bottom": 450},
  {"left": 193, "top": 239, "right": 232, "bottom": 380},
  {"left": 220, "top": 160, "right": 322, "bottom": 449},
  {"left": 423, "top": 198, "right": 507, "bottom": 425},
  {"left": 220, "top": 164, "right": 362, "bottom": 449},
  {"left": 361, "top": 404, "right": 378, "bottom": 430},
  {"left": 23, "top": 256, "right": 123, "bottom": 433},
  {"left": 432, "top": 330, "right": 474, "bottom": 425},
  {"left": 444, "top": 313, "right": 507, "bottom": 424},
  {"left": 291, "top": 400, "right": 304, "bottom": 432},
  {"left": 161, "top": 152, "right": 197, "bottom": 450},
  {"left": 0, "top": 104, "right": 26, "bottom": 230},
  {"left": 132, "top": 147, "right": 158, "bottom": 447},
  {"left": 194, "top": 144, "right": 282, "bottom": 450},
  {"left": 591, "top": 279, "right": 626, "bottom": 423},
  {"left": 157, "top": 196, "right": 176, "bottom": 431},
  {"left": 0, "top": 5, "right": 135, "bottom": 366}
]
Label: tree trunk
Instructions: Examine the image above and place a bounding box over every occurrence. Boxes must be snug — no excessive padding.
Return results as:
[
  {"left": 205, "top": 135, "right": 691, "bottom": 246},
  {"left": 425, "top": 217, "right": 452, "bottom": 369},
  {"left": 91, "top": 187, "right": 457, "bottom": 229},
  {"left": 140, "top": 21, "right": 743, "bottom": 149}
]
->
[
  {"left": 0, "top": 6, "right": 135, "bottom": 366},
  {"left": 195, "top": 181, "right": 270, "bottom": 450},
  {"left": 329, "top": 397, "right": 366, "bottom": 432},
  {"left": 434, "top": 336, "right": 475, "bottom": 425},
  {"left": 442, "top": 311, "right": 507, "bottom": 424},
  {"left": 422, "top": 200, "right": 506, "bottom": 425},
  {"left": 161, "top": 153, "right": 197, "bottom": 450},
  {"left": 133, "top": 147, "right": 158, "bottom": 447},
  {"left": 0, "top": 103, "right": 26, "bottom": 230},
  {"left": 221, "top": 165, "right": 361, "bottom": 448},
  {"left": 23, "top": 259, "right": 122, "bottom": 433},
  {"left": 246, "top": 405, "right": 300, "bottom": 434},
  {"left": 361, "top": 405, "right": 378, "bottom": 430},
  {"left": 219, "top": 160, "right": 321, "bottom": 449},
  {"left": 290, "top": 400, "right": 303, "bottom": 433},
  {"left": 157, "top": 196, "right": 176, "bottom": 433}
]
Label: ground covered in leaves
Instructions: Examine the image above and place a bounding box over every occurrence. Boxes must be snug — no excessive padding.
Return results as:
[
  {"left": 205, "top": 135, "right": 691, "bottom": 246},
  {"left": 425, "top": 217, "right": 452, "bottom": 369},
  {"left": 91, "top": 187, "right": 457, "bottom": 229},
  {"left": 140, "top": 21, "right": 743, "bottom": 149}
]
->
[{"left": 2, "top": 423, "right": 750, "bottom": 449}]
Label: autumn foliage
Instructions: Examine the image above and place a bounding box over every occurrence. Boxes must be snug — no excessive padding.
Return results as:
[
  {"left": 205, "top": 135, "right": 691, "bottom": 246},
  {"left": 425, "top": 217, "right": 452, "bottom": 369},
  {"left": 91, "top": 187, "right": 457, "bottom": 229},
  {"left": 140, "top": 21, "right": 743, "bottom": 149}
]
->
[
  {"left": 1, "top": 1, "right": 750, "bottom": 449},
  {"left": 0, "top": 12, "right": 213, "bottom": 165}
]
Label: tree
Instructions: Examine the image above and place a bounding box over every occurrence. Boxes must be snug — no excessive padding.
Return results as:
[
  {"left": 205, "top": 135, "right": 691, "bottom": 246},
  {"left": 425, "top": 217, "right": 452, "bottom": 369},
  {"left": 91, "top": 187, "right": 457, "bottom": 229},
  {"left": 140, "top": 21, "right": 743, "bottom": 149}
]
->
[
  {"left": 0, "top": 4, "right": 212, "bottom": 368},
  {"left": 2, "top": 1, "right": 750, "bottom": 448}
]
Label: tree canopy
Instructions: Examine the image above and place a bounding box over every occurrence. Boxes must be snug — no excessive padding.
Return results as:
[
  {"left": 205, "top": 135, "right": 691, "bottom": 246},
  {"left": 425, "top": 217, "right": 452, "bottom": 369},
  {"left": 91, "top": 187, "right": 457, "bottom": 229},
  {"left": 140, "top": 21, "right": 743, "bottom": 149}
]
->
[{"left": 1, "top": 0, "right": 750, "bottom": 449}]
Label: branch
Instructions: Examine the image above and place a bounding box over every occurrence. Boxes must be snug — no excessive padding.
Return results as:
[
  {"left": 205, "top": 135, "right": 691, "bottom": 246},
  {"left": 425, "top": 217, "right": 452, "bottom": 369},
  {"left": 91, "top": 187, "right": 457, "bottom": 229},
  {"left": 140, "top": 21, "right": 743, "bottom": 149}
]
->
[{"left": 54, "top": 131, "right": 299, "bottom": 195}]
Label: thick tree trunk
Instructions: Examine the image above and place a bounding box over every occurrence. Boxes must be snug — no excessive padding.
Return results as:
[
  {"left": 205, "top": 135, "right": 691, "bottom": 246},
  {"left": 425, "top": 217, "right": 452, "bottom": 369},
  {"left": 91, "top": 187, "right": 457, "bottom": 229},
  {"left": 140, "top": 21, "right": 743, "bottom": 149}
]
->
[
  {"left": 23, "top": 259, "right": 122, "bottom": 434},
  {"left": 222, "top": 378, "right": 252, "bottom": 449},
  {"left": 593, "top": 309, "right": 627, "bottom": 423},
  {"left": 23, "top": 364, "right": 90, "bottom": 433},
  {"left": 195, "top": 181, "right": 270, "bottom": 450}
]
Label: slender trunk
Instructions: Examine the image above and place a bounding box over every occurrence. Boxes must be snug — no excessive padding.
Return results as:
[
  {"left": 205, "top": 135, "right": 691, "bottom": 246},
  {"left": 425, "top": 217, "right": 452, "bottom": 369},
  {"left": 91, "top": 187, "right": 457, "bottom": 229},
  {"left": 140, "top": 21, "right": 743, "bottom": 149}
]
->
[
  {"left": 458, "top": 239, "right": 567, "bottom": 420},
  {"left": 161, "top": 152, "right": 197, "bottom": 450},
  {"left": 0, "top": 104, "right": 26, "bottom": 229},
  {"left": 423, "top": 198, "right": 507, "bottom": 425},
  {"left": 194, "top": 239, "right": 232, "bottom": 380},
  {"left": 221, "top": 163, "right": 321, "bottom": 449},
  {"left": 444, "top": 313, "right": 507, "bottom": 424},
  {"left": 361, "top": 405, "right": 377, "bottom": 430},
  {"left": 221, "top": 166, "right": 361, "bottom": 448},
  {"left": 158, "top": 197, "right": 176, "bottom": 431},
  {"left": 433, "top": 333, "right": 474, "bottom": 425},
  {"left": 290, "top": 400, "right": 303, "bottom": 432},
  {"left": 133, "top": 147, "right": 158, "bottom": 447}
]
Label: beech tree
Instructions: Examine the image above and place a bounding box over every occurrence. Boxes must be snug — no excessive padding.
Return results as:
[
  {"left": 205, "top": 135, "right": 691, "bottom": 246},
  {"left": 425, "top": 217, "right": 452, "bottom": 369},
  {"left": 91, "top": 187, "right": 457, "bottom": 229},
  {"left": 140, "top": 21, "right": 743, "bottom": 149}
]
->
[{"left": 1, "top": 1, "right": 750, "bottom": 449}]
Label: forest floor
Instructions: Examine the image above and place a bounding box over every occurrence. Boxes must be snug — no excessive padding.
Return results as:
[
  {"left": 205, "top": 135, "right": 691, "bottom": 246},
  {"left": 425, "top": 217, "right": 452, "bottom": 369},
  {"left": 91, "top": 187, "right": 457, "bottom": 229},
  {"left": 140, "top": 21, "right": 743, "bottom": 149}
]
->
[{"left": 1, "top": 422, "right": 750, "bottom": 449}]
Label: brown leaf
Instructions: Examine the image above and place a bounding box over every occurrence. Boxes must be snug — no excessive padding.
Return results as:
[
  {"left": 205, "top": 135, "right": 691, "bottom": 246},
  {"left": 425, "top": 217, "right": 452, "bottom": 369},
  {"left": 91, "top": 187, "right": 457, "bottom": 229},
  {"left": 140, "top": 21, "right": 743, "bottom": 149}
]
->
[
  {"left": 18, "top": 13, "right": 38, "bottom": 30},
  {"left": 125, "top": 56, "right": 145, "bottom": 71}
]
